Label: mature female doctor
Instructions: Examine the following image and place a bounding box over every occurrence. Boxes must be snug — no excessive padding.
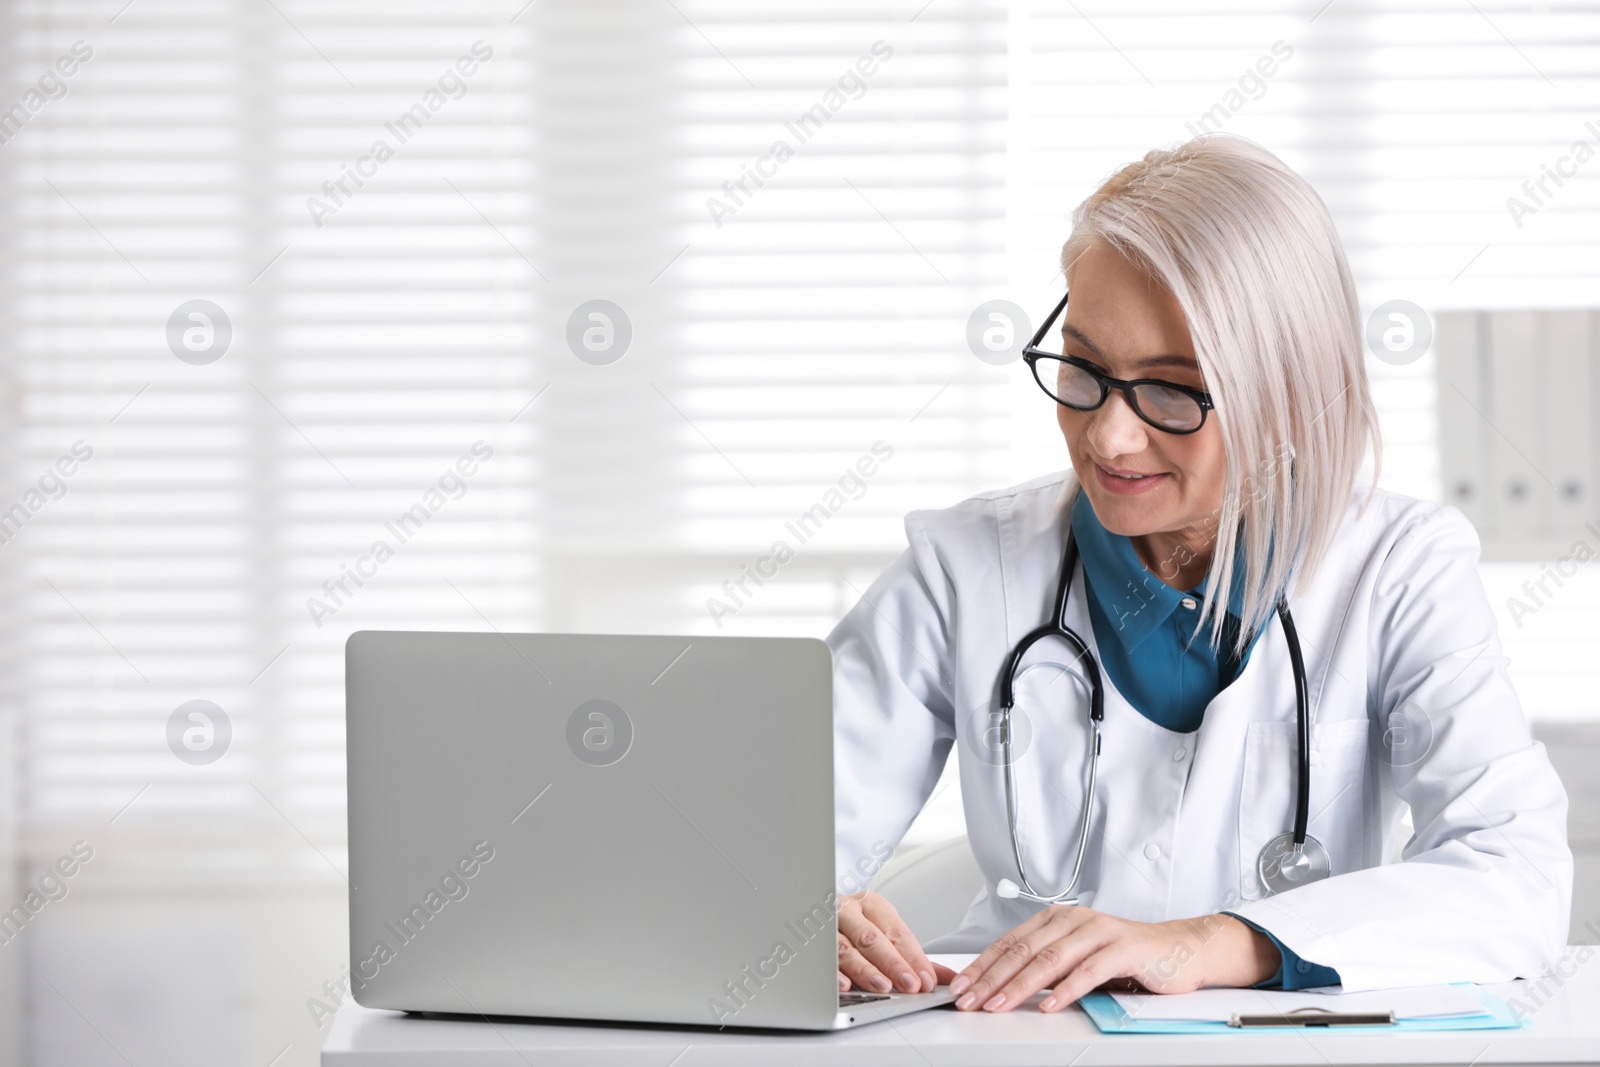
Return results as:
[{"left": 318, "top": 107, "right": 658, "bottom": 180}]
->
[{"left": 829, "top": 134, "right": 1572, "bottom": 1013}]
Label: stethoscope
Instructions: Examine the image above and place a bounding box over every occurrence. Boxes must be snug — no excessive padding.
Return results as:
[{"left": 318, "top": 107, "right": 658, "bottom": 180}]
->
[{"left": 992, "top": 522, "right": 1331, "bottom": 905}]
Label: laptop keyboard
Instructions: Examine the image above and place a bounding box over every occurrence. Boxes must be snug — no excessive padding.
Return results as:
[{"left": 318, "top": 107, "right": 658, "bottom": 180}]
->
[{"left": 839, "top": 992, "right": 892, "bottom": 1005}]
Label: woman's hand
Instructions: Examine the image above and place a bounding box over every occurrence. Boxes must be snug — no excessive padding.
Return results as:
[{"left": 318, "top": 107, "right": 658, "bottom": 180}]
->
[
  {"left": 950, "top": 907, "right": 1280, "bottom": 1012},
  {"left": 836, "top": 891, "right": 962, "bottom": 994}
]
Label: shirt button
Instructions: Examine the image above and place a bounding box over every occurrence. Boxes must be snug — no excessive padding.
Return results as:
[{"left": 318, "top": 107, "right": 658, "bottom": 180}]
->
[
  {"left": 1296, "top": 960, "right": 1313, "bottom": 974},
  {"left": 1172, "top": 747, "right": 1187, "bottom": 762},
  {"left": 1310, "top": 750, "right": 1322, "bottom": 766},
  {"left": 1180, "top": 597, "right": 1197, "bottom": 610},
  {"left": 1143, "top": 843, "right": 1160, "bottom": 861}
]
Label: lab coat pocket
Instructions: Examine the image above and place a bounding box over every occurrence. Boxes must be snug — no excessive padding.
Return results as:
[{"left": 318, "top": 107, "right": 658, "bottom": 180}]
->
[{"left": 1236, "top": 718, "right": 1370, "bottom": 902}]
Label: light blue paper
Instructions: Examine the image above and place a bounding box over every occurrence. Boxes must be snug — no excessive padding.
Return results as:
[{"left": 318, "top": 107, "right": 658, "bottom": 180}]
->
[{"left": 1079, "top": 983, "right": 1525, "bottom": 1035}]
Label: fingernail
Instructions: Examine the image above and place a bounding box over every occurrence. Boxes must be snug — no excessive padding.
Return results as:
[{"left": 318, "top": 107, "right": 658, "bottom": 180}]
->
[
  {"left": 983, "top": 993, "right": 1006, "bottom": 1011},
  {"left": 949, "top": 975, "right": 970, "bottom": 996},
  {"left": 897, "top": 971, "right": 916, "bottom": 991},
  {"left": 956, "top": 993, "right": 976, "bottom": 1010},
  {"left": 871, "top": 975, "right": 892, "bottom": 993},
  {"left": 1040, "top": 996, "right": 1058, "bottom": 1011},
  {"left": 919, "top": 969, "right": 936, "bottom": 991}
]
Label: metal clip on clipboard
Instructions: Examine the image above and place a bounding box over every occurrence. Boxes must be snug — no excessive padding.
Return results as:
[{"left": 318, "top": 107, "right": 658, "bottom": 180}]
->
[{"left": 1229, "top": 1007, "right": 1398, "bottom": 1028}]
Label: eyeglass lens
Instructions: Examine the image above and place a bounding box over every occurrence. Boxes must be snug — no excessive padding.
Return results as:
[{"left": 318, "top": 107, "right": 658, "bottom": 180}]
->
[{"left": 1035, "top": 357, "right": 1205, "bottom": 433}]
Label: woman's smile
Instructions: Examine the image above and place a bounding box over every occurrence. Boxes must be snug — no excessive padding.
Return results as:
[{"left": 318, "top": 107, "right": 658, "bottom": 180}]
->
[{"left": 1091, "top": 460, "right": 1170, "bottom": 495}]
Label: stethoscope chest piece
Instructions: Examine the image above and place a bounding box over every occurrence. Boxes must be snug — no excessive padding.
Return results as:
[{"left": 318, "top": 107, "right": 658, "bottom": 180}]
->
[{"left": 1257, "top": 831, "right": 1332, "bottom": 896}]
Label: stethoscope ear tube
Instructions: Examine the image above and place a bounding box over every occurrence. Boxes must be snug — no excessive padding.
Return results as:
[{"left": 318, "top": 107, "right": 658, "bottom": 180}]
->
[
  {"left": 995, "top": 529, "right": 1105, "bottom": 908},
  {"left": 1258, "top": 595, "right": 1330, "bottom": 896},
  {"left": 999, "top": 533, "right": 1102, "bottom": 721},
  {"left": 1276, "top": 601, "right": 1311, "bottom": 846}
]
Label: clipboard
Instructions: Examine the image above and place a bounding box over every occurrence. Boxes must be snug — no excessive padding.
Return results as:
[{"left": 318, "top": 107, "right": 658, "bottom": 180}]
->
[{"left": 1078, "top": 984, "right": 1525, "bottom": 1034}]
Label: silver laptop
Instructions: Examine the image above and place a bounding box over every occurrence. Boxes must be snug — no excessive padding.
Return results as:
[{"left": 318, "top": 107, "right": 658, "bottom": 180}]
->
[{"left": 345, "top": 630, "right": 955, "bottom": 1030}]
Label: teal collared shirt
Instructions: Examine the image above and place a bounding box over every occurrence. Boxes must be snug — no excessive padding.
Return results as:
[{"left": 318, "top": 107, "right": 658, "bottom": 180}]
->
[
  {"left": 1070, "top": 490, "right": 1339, "bottom": 989},
  {"left": 1070, "top": 490, "right": 1264, "bottom": 735}
]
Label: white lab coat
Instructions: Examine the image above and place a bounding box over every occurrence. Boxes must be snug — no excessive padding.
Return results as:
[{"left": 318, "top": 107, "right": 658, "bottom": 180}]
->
[{"left": 830, "top": 470, "right": 1572, "bottom": 992}]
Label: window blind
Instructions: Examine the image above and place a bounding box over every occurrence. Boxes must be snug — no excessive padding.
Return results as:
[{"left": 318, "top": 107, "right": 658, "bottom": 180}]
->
[
  {"left": 2, "top": 0, "right": 1015, "bottom": 889},
  {"left": 4, "top": 0, "right": 1597, "bottom": 893}
]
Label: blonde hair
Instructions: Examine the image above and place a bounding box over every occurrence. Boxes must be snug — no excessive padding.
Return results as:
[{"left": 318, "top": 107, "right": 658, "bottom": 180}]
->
[{"left": 1061, "top": 133, "right": 1381, "bottom": 655}]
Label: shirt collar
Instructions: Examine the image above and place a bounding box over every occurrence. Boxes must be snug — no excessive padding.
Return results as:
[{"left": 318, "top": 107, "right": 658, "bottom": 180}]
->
[{"left": 1069, "top": 490, "right": 1252, "bottom": 653}]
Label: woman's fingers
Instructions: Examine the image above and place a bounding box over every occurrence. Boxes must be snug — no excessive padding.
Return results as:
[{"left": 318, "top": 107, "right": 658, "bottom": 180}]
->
[
  {"left": 838, "top": 901, "right": 922, "bottom": 992},
  {"left": 1040, "top": 945, "right": 1128, "bottom": 1011},
  {"left": 859, "top": 894, "right": 939, "bottom": 991},
  {"left": 836, "top": 891, "right": 959, "bottom": 994},
  {"left": 948, "top": 911, "right": 1255, "bottom": 1012},
  {"left": 988, "top": 929, "right": 1116, "bottom": 1012},
  {"left": 950, "top": 907, "right": 1082, "bottom": 1005},
  {"left": 837, "top": 933, "right": 893, "bottom": 993},
  {"left": 949, "top": 907, "right": 1054, "bottom": 995}
]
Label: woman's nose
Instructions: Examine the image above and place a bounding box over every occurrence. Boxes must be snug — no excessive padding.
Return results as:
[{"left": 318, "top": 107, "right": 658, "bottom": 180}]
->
[{"left": 1086, "top": 391, "right": 1150, "bottom": 459}]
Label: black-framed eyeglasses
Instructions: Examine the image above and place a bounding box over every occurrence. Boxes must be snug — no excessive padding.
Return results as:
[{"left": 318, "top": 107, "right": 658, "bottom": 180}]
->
[{"left": 1021, "top": 291, "right": 1215, "bottom": 435}]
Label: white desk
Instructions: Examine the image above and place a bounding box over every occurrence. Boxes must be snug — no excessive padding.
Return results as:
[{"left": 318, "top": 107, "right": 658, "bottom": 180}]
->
[{"left": 324, "top": 949, "right": 1600, "bottom": 1066}]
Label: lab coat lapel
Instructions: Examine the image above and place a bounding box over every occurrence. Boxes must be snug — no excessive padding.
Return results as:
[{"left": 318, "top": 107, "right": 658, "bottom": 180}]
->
[{"left": 1175, "top": 621, "right": 1298, "bottom": 914}]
